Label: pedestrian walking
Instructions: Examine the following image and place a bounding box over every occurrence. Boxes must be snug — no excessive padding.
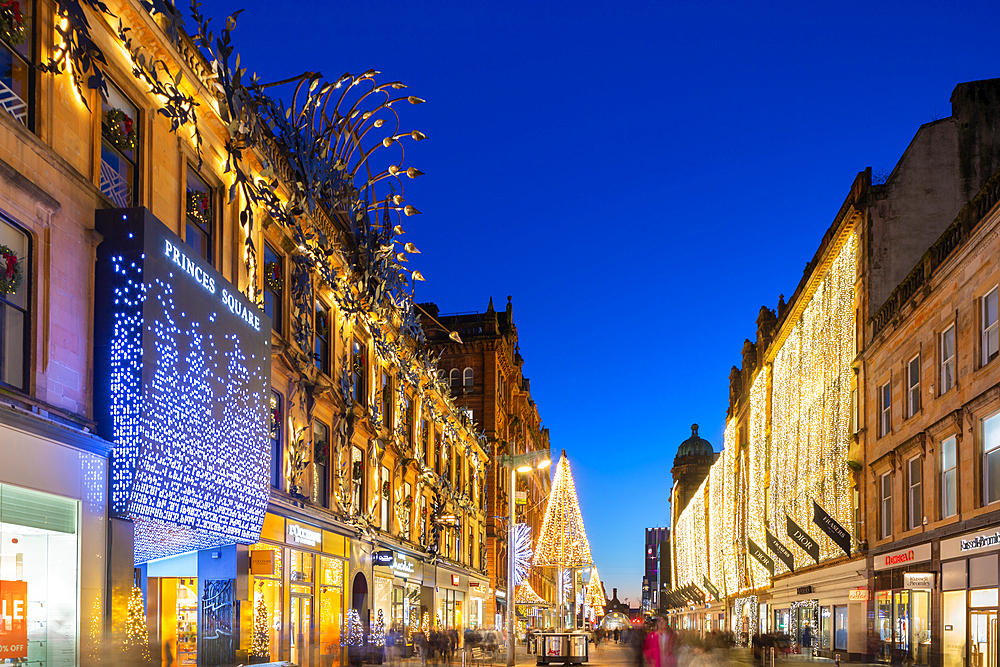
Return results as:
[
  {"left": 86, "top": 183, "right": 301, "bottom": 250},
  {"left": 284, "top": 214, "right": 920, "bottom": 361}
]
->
[{"left": 643, "top": 618, "right": 677, "bottom": 667}]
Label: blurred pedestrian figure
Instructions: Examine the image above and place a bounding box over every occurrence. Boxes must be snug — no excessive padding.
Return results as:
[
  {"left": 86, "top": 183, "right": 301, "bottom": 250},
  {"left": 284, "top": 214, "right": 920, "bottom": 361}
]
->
[
  {"left": 614, "top": 628, "right": 621, "bottom": 644},
  {"left": 802, "top": 624, "right": 813, "bottom": 657},
  {"left": 643, "top": 618, "right": 676, "bottom": 667}
]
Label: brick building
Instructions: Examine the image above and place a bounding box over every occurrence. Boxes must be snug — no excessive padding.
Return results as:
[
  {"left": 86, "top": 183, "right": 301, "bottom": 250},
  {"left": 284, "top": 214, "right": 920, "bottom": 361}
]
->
[{"left": 423, "top": 296, "right": 556, "bottom": 628}]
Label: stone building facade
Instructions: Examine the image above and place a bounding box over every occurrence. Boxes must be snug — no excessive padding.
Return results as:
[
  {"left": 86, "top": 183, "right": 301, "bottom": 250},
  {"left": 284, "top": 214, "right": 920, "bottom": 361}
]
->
[
  {"left": 423, "top": 297, "right": 556, "bottom": 629},
  {"left": 0, "top": 0, "right": 492, "bottom": 665}
]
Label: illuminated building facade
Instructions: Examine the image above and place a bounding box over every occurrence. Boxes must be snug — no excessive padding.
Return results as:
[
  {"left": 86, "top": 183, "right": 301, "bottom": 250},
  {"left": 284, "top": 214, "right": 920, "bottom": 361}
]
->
[
  {"left": 643, "top": 527, "right": 670, "bottom": 614},
  {"left": 668, "top": 78, "right": 1000, "bottom": 661},
  {"left": 0, "top": 0, "right": 492, "bottom": 664},
  {"left": 423, "top": 298, "right": 556, "bottom": 629}
]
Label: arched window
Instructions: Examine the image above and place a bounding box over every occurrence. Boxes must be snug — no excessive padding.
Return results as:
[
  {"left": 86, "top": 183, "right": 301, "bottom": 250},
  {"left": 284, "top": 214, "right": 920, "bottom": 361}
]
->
[
  {"left": 449, "top": 368, "right": 460, "bottom": 388},
  {"left": 463, "top": 367, "right": 474, "bottom": 387},
  {"left": 0, "top": 216, "right": 29, "bottom": 391}
]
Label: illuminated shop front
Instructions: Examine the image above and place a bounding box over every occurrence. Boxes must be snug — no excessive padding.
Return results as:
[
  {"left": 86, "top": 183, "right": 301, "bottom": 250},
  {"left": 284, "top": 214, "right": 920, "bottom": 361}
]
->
[
  {"left": 0, "top": 413, "right": 108, "bottom": 666},
  {"left": 94, "top": 208, "right": 273, "bottom": 666},
  {"left": 248, "top": 512, "right": 349, "bottom": 667},
  {"left": 940, "top": 528, "right": 1000, "bottom": 667},
  {"left": 873, "top": 543, "right": 932, "bottom": 666},
  {"left": 373, "top": 548, "right": 422, "bottom": 649}
]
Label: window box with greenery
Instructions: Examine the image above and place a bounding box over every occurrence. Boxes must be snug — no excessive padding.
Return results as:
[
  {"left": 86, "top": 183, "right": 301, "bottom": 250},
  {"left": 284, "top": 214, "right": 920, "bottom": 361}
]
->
[
  {"left": 0, "top": 0, "right": 32, "bottom": 127},
  {"left": 0, "top": 218, "right": 29, "bottom": 391},
  {"left": 100, "top": 85, "right": 138, "bottom": 208}
]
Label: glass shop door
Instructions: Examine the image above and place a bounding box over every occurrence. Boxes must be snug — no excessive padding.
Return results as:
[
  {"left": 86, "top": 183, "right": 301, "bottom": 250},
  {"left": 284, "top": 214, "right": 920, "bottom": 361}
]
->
[
  {"left": 290, "top": 594, "right": 314, "bottom": 667},
  {"left": 970, "top": 610, "right": 997, "bottom": 667}
]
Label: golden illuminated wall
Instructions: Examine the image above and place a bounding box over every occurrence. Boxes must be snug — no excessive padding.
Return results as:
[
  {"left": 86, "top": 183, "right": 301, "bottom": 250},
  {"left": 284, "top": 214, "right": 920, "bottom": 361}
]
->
[
  {"left": 768, "top": 234, "right": 857, "bottom": 567},
  {"left": 746, "top": 368, "right": 769, "bottom": 589},
  {"left": 670, "top": 232, "right": 857, "bottom": 600},
  {"left": 673, "top": 479, "right": 707, "bottom": 590}
]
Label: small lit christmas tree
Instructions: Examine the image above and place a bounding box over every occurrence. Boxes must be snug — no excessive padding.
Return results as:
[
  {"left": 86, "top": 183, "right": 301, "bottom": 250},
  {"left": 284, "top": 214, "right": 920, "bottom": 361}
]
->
[
  {"left": 250, "top": 589, "right": 269, "bottom": 658},
  {"left": 407, "top": 608, "right": 419, "bottom": 642},
  {"left": 123, "top": 585, "right": 150, "bottom": 662},
  {"left": 373, "top": 609, "right": 386, "bottom": 647},
  {"left": 347, "top": 608, "right": 365, "bottom": 647},
  {"left": 421, "top": 611, "right": 430, "bottom": 633}
]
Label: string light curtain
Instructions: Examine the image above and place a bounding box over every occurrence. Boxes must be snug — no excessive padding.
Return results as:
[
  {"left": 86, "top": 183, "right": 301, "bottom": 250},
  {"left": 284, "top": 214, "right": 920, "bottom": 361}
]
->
[
  {"left": 746, "top": 368, "right": 769, "bottom": 589},
  {"left": 533, "top": 452, "right": 593, "bottom": 568},
  {"left": 673, "top": 479, "right": 707, "bottom": 592},
  {"left": 768, "top": 234, "right": 856, "bottom": 566}
]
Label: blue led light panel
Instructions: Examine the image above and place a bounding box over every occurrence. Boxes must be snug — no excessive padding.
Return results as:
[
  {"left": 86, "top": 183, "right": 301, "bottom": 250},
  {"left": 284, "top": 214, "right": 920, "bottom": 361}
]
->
[{"left": 95, "top": 208, "right": 272, "bottom": 562}]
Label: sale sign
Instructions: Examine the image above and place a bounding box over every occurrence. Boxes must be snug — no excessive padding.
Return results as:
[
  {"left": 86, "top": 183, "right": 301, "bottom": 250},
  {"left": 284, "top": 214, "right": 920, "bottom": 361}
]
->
[{"left": 0, "top": 580, "right": 27, "bottom": 659}]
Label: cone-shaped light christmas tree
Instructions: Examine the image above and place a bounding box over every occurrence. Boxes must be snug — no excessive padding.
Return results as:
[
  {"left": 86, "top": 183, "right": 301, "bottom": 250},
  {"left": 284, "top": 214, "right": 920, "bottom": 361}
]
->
[
  {"left": 533, "top": 450, "right": 593, "bottom": 568},
  {"left": 585, "top": 567, "right": 605, "bottom": 617}
]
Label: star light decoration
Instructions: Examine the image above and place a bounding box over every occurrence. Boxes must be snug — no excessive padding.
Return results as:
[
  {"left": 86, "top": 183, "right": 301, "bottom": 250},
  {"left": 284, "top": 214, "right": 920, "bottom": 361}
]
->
[
  {"left": 533, "top": 451, "right": 593, "bottom": 568},
  {"left": 671, "top": 232, "right": 858, "bottom": 597},
  {"left": 513, "top": 522, "right": 533, "bottom": 587}
]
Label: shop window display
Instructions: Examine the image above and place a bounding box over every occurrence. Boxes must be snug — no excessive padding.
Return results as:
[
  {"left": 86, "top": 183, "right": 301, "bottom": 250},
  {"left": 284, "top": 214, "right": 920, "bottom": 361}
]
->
[
  {"left": 319, "top": 556, "right": 344, "bottom": 667},
  {"left": 0, "top": 484, "right": 79, "bottom": 667},
  {"left": 942, "top": 591, "right": 966, "bottom": 667},
  {"left": 250, "top": 543, "right": 282, "bottom": 662}
]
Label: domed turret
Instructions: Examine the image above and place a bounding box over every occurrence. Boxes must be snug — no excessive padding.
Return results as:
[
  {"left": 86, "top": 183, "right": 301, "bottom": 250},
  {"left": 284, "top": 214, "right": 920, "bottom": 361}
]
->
[{"left": 675, "top": 424, "right": 713, "bottom": 460}]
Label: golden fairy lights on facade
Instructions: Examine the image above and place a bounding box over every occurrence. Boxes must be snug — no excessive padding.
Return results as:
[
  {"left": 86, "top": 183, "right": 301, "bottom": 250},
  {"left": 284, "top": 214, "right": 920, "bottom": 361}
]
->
[
  {"left": 768, "top": 233, "right": 857, "bottom": 565},
  {"left": 670, "top": 231, "right": 858, "bottom": 601},
  {"left": 533, "top": 452, "right": 593, "bottom": 568}
]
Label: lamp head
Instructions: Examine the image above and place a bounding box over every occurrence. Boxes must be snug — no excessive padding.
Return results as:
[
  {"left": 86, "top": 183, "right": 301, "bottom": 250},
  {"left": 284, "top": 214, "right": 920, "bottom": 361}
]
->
[
  {"left": 517, "top": 465, "right": 532, "bottom": 473},
  {"left": 536, "top": 459, "right": 551, "bottom": 469}
]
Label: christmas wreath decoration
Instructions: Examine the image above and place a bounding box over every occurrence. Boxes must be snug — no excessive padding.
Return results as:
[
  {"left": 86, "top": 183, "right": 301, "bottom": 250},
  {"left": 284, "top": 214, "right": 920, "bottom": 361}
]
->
[
  {"left": 0, "top": 245, "right": 23, "bottom": 296},
  {"left": 186, "top": 190, "right": 211, "bottom": 227},
  {"left": 264, "top": 261, "right": 282, "bottom": 292},
  {"left": 0, "top": 1, "right": 25, "bottom": 47},
  {"left": 103, "top": 108, "right": 136, "bottom": 152},
  {"left": 382, "top": 481, "right": 390, "bottom": 499},
  {"left": 315, "top": 311, "right": 329, "bottom": 339},
  {"left": 352, "top": 461, "right": 363, "bottom": 480}
]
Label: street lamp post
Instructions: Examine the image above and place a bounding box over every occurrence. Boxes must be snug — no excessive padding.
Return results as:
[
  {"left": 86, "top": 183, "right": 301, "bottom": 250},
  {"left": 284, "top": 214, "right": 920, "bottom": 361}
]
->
[{"left": 500, "top": 449, "right": 551, "bottom": 667}]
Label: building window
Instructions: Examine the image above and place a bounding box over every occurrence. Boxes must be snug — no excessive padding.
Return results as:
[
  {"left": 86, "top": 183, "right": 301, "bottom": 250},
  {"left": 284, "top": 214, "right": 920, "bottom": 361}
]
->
[
  {"left": 941, "top": 325, "right": 956, "bottom": 395},
  {"left": 402, "top": 482, "right": 412, "bottom": 540},
  {"left": 351, "top": 338, "right": 366, "bottom": 404},
  {"left": 313, "top": 420, "right": 330, "bottom": 507},
  {"left": 984, "top": 411, "right": 1000, "bottom": 505},
  {"left": 314, "top": 302, "right": 330, "bottom": 375},
  {"left": 381, "top": 371, "right": 392, "bottom": 427},
  {"left": 908, "top": 456, "right": 922, "bottom": 530},
  {"left": 984, "top": 287, "right": 999, "bottom": 366},
  {"left": 880, "top": 381, "right": 892, "bottom": 437},
  {"left": 907, "top": 355, "right": 920, "bottom": 418},
  {"left": 942, "top": 436, "right": 957, "bottom": 519},
  {"left": 185, "top": 167, "right": 213, "bottom": 262},
  {"left": 463, "top": 367, "right": 474, "bottom": 388},
  {"left": 851, "top": 388, "right": 858, "bottom": 434},
  {"left": 420, "top": 495, "right": 428, "bottom": 546},
  {"left": 0, "top": 217, "right": 30, "bottom": 391},
  {"left": 263, "top": 243, "right": 282, "bottom": 334},
  {"left": 880, "top": 472, "right": 892, "bottom": 539},
  {"left": 100, "top": 83, "right": 139, "bottom": 207},
  {"left": 352, "top": 446, "right": 364, "bottom": 513},
  {"left": 270, "top": 391, "right": 283, "bottom": 490},
  {"left": 0, "top": 0, "right": 33, "bottom": 127},
  {"left": 449, "top": 368, "right": 459, "bottom": 388},
  {"left": 380, "top": 465, "right": 390, "bottom": 530},
  {"left": 469, "top": 528, "right": 475, "bottom": 565},
  {"left": 403, "top": 395, "right": 413, "bottom": 446}
]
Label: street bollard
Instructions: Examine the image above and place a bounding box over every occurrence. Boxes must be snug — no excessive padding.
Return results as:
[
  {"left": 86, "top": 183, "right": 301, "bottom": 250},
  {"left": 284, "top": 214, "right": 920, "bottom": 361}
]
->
[
  {"left": 463, "top": 649, "right": 467, "bottom": 667},
  {"left": 771, "top": 646, "right": 775, "bottom": 667}
]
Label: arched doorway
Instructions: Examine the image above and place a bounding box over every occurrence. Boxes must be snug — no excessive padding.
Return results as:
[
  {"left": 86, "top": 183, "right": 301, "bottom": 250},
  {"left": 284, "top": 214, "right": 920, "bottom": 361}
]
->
[{"left": 352, "top": 572, "right": 369, "bottom": 626}]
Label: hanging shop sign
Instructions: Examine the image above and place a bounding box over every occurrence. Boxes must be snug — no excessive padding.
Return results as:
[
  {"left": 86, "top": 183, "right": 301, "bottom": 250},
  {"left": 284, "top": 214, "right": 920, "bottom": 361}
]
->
[
  {"left": 903, "top": 573, "right": 934, "bottom": 589},
  {"left": 250, "top": 550, "right": 275, "bottom": 576},
  {"left": 812, "top": 501, "right": 851, "bottom": 556},
  {"left": 94, "top": 208, "right": 272, "bottom": 562},
  {"left": 848, "top": 589, "right": 870, "bottom": 601},
  {"left": 766, "top": 529, "right": 795, "bottom": 572},
  {"left": 703, "top": 577, "right": 720, "bottom": 601},
  {"left": 374, "top": 550, "right": 395, "bottom": 567},
  {"left": 286, "top": 522, "right": 321, "bottom": 548},
  {"left": 748, "top": 538, "right": 775, "bottom": 575},
  {"left": 516, "top": 491, "right": 527, "bottom": 505},
  {"left": 874, "top": 543, "right": 931, "bottom": 571},
  {"left": 0, "top": 580, "right": 27, "bottom": 660},
  {"left": 452, "top": 574, "right": 461, "bottom": 586},
  {"left": 786, "top": 515, "right": 820, "bottom": 563}
]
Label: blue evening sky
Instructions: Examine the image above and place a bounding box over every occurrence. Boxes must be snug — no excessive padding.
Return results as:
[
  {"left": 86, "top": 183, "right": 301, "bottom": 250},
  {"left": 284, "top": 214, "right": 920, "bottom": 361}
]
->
[{"left": 195, "top": 0, "right": 1000, "bottom": 603}]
